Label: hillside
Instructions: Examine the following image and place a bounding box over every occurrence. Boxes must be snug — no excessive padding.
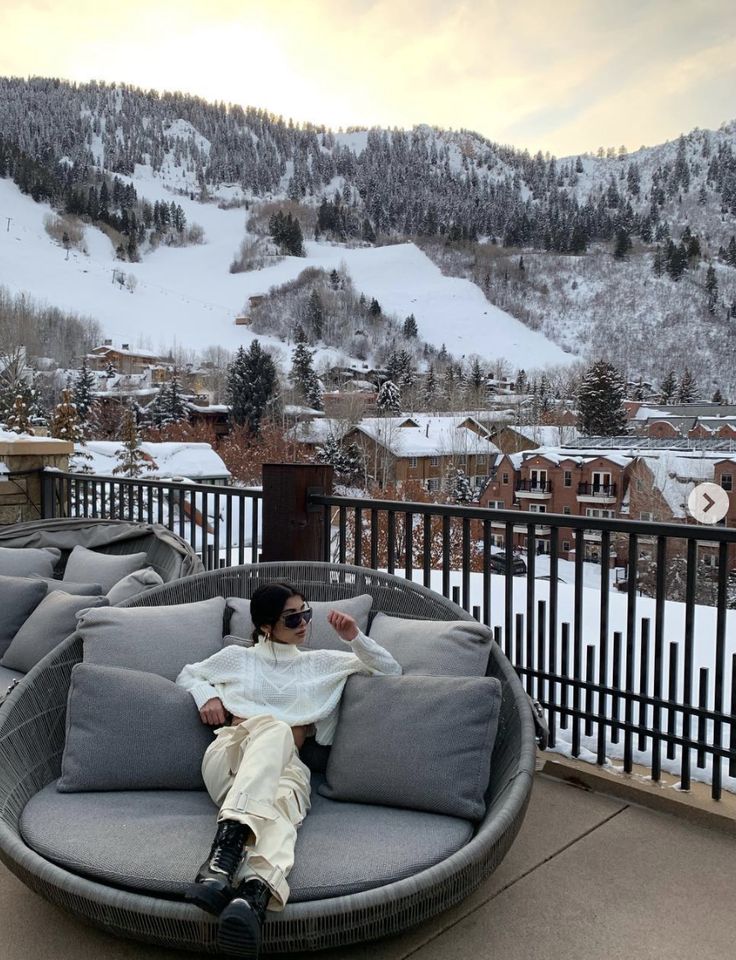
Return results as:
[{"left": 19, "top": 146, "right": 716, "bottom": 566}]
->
[{"left": 1, "top": 77, "right": 736, "bottom": 389}]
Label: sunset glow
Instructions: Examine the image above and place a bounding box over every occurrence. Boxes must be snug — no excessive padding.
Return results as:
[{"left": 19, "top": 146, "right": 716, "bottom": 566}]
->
[{"left": 1, "top": 0, "right": 735, "bottom": 155}]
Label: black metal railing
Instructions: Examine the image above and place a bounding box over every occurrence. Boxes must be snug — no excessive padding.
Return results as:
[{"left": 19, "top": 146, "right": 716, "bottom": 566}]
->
[
  {"left": 41, "top": 471, "right": 262, "bottom": 571},
  {"left": 578, "top": 482, "right": 618, "bottom": 497},
  {"left": 311, "top": 492, "right": 736, "bottom": 801},
  {"left": 516, "top": 479, "right": 553, "bottom": 493},
  {"left": 42, "top": 469, "right": 736, "bottom": 800}
]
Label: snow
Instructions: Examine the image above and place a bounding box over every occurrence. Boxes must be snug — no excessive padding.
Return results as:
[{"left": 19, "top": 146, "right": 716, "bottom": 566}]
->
[
  {"left": 405, "top": 565, "right": 736, "bottom": 793},
  {"left": 0, "top": 173, "right": 574, "bottom": 370},
  {"left": 352, "top": 415, "right": 500, "bottom": 457},
  {"left": 80, "top": 441, "right": 230, "bottom": 481}
]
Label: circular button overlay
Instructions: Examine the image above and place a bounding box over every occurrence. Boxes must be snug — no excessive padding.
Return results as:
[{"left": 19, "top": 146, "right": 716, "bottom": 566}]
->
[{"left": 687, "top": 482, "right": 730, "bottom": 525}]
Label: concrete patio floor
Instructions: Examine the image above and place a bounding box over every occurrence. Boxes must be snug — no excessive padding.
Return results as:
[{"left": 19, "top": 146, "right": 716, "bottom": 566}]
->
[{"left": 2, "top": 773, "right": 735, "bottom": 960}]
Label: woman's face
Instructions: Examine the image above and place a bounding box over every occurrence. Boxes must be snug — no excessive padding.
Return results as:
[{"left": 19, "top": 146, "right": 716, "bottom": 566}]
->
[{"left": 268, "top": 594, "right": 312, "bottom": 646}]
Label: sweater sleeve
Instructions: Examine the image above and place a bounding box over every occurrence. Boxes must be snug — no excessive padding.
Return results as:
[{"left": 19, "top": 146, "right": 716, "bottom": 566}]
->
[
  {"left": 175, "top": 646, "right": 245, "bottom": 710},
  {"left": 344, "top": 629, "right": 402, "bottom": 676}
]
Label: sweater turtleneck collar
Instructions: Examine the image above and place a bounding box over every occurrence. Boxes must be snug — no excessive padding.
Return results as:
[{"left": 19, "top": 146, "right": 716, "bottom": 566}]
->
[{"left": 254, "top": 639, "right": 302, "bottom": 661}]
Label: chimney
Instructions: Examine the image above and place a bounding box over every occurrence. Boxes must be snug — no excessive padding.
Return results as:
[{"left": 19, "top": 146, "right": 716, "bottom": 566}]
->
[
  {"left": 104, "top": 339, "right": 112, "bottom": 346},
  {"left": 122, "top": 343, "right": 129, "bottom": 350}
]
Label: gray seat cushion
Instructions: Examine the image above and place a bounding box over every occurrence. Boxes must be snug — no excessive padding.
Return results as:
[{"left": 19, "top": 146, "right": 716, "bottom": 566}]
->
[
  {"left": 20, "top": 778, "right": 473, "bottom": 902},
  {"left": 0, "top": 546, "right": 61, "bottom": 578},
  {"left": 64, "top": 546, "right": 149, "bottom": 593},
  {"left": 368, "top": 613, "right": 493, "bottom": 677}
]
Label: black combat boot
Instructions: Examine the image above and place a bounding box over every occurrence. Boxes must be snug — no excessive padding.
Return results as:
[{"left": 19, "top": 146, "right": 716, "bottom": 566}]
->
[
  {"left": 216, "top": 877, "right": 271, "bottom": 958},
  {"left": 185, "top": 819, "right": 251, "bottom": 915}
]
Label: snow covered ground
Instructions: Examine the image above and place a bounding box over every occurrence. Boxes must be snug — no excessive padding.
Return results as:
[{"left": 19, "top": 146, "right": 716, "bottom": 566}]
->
[{"left": 0, "top": 170, "right": 574, "bottom": 370}]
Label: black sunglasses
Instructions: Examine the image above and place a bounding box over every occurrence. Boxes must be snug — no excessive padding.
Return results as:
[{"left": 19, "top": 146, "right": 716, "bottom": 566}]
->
[{"left": 279, "top": 606, "right": 313, "bottom": 630}]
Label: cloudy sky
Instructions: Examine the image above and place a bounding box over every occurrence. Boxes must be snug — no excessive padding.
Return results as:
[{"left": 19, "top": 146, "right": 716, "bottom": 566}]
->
[{"left": 1, "top": 0, "right": 735, "bottom": 156}]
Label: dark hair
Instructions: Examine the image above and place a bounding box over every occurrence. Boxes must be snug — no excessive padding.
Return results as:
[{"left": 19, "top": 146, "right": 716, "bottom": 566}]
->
[{"left": 249, "top": 581, "right": 305, "bottom": 642}]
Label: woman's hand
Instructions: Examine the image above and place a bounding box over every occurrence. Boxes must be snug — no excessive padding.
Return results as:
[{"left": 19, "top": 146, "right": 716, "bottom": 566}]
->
[
  {"left": 199, "top": 697, "right": 227, "bottom": 726},
  {"left": 291, "top": 724, "right": 315, "bottom": 750},
  {"left": 327, "top": 610, "right": 358, "bottom": 642}
]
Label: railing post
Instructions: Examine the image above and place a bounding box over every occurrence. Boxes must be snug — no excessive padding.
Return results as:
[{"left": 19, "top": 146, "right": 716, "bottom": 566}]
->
[{"left": 261, "top": 463, "right": 333, "bottom": 562}]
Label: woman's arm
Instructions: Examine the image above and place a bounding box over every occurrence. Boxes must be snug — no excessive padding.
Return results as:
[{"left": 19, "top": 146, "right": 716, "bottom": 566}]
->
[{"left": 327, "top": 610, "right": 402, "bottom": 676}]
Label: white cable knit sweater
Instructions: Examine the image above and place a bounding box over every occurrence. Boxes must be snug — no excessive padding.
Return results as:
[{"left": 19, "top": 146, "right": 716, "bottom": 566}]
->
[{"left": 176, "top": 631, "right": 402, "bottom": 745}]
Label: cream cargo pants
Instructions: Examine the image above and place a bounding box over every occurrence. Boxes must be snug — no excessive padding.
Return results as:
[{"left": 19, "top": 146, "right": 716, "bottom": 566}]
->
[{"left": 201, "top": 714, "right": 311, "bottom": 910}]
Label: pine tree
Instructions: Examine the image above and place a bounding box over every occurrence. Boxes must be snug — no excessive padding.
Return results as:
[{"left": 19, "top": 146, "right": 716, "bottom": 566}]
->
[
  {"left": 306, "top": 290, "right": 323, "bottom": 340},
  {"left": 73, "top": 357, "right": 96, "bottom": 419},
  {"left": 576, "top": 360, "right": 628, "bottom": 436},
  {"left": 289, "top": 342, "right": 323, "bottom": 410},
  {"left": 113, "top": 409, "right": 154, "bottom": 479},
  {"left": 49, "top": 389, "right": 83, "bottom": 442},
  {"left": 402, "top": 314, "right": 418, "bottom": 338},
  {"left": 705, "top": 264, "right": 719, "bottom": 315},
  {"left": 227, "top": 341, "right": 279, "bottom": 434},
  {"left": 105, "top": 359, "right": 117, "bottom": 378},
  {"left": 316, "top": 435, "right": 363, "bottom": 485},
  {"left": 446, "top": 466, "right": 473, "bottom": 503},
  {"left": 676, "top": 368, "right": 698, "bottom": 403},
  {"left": 423, "top": 365, "right": 438, "bottom": 409},
  {"left": 376, "top": 379, "right": 401, "bottom": 415},
  {"left": 369, "top": 298, "right": 382, "bottom": 318},
  {"left": 712, "top": 388, "right": 725, "bottom": 404},
  {"left": 659, "top": 369, "right": 677, "bottom": 403},
  {"left": 613, "top": 227, "right": 632, "bottom": 260},
  {"left": 5, "top": 394, "right": 33, "bottom": 434}
]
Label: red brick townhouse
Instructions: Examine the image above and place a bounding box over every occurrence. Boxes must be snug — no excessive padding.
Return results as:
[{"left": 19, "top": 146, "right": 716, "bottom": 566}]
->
[{"left": 479, "top": 450, "right": 633, "bottom": 561}]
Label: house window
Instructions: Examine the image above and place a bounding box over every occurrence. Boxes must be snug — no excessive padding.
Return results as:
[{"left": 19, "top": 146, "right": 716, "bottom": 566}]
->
[
  {"left": 409, "top": 457, "right": 418, "bottom": 468},
  {"left": 562, "top": 540, "right": 570, "bottom": 552},
  {"left": 427, "top": 478, "right": 440, "bottom": 492},
  {"left": 592, "top": 471, "right": 612, "bottom": 490},
  {"left": 701, "top": 553, "right": 719, "bottom": 567},
  {"left": 563, "top": 505, "right": 572, "bottom": 515},
  {"left": 430, "top": 456, "right": 439, "bottom": 467},
  {"left": 528, "top": 503, "right": 547, "bottom": 513},
  {"left": 477, "top": 454, "right": 486, "bottom": 465},
  {"left": 502, "top": 472, "right": 509, "bottom": 484},
  {"left": 722, "top": 474, "right": 733, "bottom": 491},
  {"left": 639, "top": 511, "right": 653, "bottom": 522},
  {"left": 457, "top": 455, "right": 467, "bottom": 466},
  {"left": 488, "top": 499, "right": 505, "bottom": 510},
  {"left": 585, "top": 508, "right": 615, "bottom": 519},
  {"left": 563, "top": 470, "right": 572, "bottom": 487}
]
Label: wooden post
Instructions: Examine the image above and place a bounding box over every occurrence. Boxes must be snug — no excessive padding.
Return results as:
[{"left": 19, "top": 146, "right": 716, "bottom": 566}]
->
[{"left": 261, "top": 463, "right": 333, "bottom": 562}]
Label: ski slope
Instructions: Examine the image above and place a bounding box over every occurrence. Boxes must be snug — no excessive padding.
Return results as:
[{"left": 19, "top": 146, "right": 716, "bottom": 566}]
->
[{"left": 0, "top": 169, "right": 576, "bottom": 369}]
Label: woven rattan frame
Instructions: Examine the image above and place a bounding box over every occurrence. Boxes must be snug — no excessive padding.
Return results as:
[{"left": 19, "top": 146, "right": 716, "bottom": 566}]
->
[{"left": 0, "top": 562, "right": 535, "bottom": 953}]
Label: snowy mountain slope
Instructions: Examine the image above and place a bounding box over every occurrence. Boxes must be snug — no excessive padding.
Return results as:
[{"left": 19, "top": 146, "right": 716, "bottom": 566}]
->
[{"left": 0, "top": 172, "right": 573, "bottom": 370}]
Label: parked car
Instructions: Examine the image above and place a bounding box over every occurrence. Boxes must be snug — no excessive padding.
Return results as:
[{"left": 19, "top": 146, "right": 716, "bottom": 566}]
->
[{"left": 488, "top": 553, "right": 527, "bottom": 576}]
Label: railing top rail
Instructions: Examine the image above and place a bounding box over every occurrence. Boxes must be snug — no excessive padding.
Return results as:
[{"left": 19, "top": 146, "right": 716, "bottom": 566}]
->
[
  {"left": 309, "top": 492, "right": 736, "bottom": 543},
  {"left": 45, "top": 470, "right": 262, "bottom": 498}
]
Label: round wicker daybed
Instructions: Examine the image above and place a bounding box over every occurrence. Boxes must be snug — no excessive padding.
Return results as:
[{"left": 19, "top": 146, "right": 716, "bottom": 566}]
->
[
  {"left": 0, "top": 562, "right": 536, "bottom": 954},
  {"left": 0, "top": 516, "right": 204, "bottom": 583}
]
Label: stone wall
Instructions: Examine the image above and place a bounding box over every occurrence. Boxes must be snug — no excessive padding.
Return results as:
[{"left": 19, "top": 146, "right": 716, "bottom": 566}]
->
[{"left": 0, "top": 440, "right": 73, "bottom": 525}]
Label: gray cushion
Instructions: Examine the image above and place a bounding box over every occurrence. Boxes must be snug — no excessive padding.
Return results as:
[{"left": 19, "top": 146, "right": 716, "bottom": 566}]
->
[
  {"left": 320, "top": 674, "right": 502, "bottom": 820},
  {"left": 1, "top": 591, "right": 108, "bottom": 673},
  {"left": 226, "top": 594, "right": 373, "bottom": 651},
  {"left": 20, "top": 777, "right": 473, "bottom": 899},
  {"left": 0, "top": 575, "right": 48, "bottom": 656},
  {"left": 0, "top": 546, "right": 60, "bottom": 579},
  {"left": 106, "top": 567, "right": 164, "bottom": 605},
  {"left": 63, "top": 545, "right": 149, "bottom": 592},
  {"left": 29, "top": 575, "right": 104, "bottom": 596},
  {"left": 368, "top": 613, "right": 493, "bottom": 677},
  {"left": 79, "top": 597, "right": 226, "bottom": 681},
  {"left": 58, "top": 663, "right": 213, "bottom": 791}
]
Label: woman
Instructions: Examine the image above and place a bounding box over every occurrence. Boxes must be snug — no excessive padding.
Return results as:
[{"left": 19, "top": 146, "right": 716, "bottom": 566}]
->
[{"left": 176, "top": 581, "right": 401, "bottom": 957}]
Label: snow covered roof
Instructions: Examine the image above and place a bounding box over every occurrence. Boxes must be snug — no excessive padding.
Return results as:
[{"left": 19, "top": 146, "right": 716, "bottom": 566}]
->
[
  {"left": 187, "top": 403, "right": 230, "bottom": 414},
  {"left": 288, "top": 419, "right": 343, "bottom": 444},
  {"left": 90, "top": 345, "right": 160, "bottom": 360},
  {"left": 283, "top": 405, "right": 324, "bottom": 418},
  {"left": 639, "top": 452, "right": 715, "bottom": 518},
  {"left": 79, "top": 441, "right": 230, "bottom": 480},
  {"left": 352, "top": 416, "right": 500, "bottom": 457},
  {"left": 506, "top": 424, "right": 582, "bottom": 446}
]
